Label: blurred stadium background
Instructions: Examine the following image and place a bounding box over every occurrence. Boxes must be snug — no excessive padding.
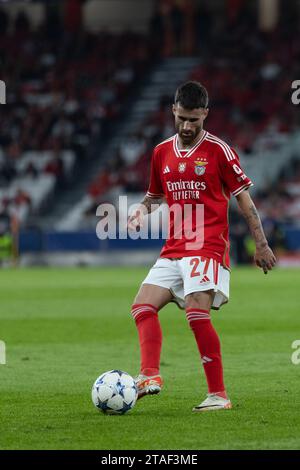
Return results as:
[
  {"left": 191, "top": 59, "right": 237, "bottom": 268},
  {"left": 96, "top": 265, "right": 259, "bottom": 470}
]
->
[
  {"left": 1, "top": 0, "right": 300, "bottom": 452},
  {"left": 0, "top": 0, "right": 299, "bottom": 268}
]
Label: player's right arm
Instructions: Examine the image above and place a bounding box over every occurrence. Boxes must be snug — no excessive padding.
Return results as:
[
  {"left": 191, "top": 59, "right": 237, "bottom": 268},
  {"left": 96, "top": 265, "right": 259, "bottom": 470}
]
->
[
  {"left": 127, "top": 195, "right": 164, "bottom": 230},
  {"left": 128, "top": 147, "right": 165, "bottom": 230}
]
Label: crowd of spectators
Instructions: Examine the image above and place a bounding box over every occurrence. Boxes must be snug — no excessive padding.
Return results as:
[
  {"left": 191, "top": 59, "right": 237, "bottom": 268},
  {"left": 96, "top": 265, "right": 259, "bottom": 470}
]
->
[
  {"left": 230, "top": 157, "right": 300, "bottom": 262},
  {"left": 0, "top": 5, "right": 155, "bottom": 225},
  {"left": 255, "top": 157, "right": 300, "bottom": 228}
]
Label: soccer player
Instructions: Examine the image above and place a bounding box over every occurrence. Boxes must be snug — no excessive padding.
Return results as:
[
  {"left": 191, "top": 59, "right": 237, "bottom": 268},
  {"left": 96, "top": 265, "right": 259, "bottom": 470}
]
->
[{"left": 128, "top": 81, "right": 276, "bottom": 411}]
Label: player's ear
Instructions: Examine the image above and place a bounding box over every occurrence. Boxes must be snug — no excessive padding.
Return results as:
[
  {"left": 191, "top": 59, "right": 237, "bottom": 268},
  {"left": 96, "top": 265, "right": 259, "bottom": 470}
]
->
[
  {"left": 172, "top": 104, "right": 176, "bottom": 116},
  {"left": 202, "top": 108, "right": 209, "bottom": 120}
]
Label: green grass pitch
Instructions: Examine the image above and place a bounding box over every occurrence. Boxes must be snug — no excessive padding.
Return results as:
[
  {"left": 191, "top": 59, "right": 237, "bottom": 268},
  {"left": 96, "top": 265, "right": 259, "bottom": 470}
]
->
[{"left": 0, "top": 266, "right": 300, "bottom": 450}]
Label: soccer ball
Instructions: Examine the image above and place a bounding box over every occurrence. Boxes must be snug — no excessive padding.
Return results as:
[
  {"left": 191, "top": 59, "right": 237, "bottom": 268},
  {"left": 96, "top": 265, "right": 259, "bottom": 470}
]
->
[{"left": 91, "top": 370, "right": 138, "bottom": 415}]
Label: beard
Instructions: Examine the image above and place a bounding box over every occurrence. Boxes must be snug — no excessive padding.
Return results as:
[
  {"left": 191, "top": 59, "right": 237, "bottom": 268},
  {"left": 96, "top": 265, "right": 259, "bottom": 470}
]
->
[{"left": 178, "top": 126, "right": 202, "bottom": 145}]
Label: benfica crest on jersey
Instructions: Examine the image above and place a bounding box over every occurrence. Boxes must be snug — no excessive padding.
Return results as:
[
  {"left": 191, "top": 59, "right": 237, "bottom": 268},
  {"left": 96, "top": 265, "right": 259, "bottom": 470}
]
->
[
  {"left": 178, "top": 162, "right": 186, "bottom": 173},
  {"left": 194, "top": 157, "right": 208, "bottom": 176}
]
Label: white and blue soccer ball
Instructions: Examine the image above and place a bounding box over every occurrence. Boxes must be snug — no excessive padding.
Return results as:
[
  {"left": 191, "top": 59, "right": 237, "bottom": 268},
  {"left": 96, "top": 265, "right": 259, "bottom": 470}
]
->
[{"left": 91, "top": 370, "right": 138, "bottom": 415}]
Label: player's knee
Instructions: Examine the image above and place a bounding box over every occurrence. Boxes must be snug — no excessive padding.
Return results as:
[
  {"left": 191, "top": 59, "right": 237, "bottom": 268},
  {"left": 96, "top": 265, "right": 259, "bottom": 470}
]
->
[
  {"left": 185, "top": 290, "right": 214, "bottom": 311},
  {"left": 133, "top": 291, "right": 148, "bottom": 305},
  {"left": 132, "top": 293, "right": 161, "bottom": 311}
]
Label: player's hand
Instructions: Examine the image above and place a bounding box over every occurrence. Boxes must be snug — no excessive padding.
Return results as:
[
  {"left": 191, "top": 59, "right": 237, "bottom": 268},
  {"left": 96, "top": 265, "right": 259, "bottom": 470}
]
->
[
  {"left": 127, "top": 207, "right": 145, "bottom": 231},
  {"left": 254, "top": 244, "right": 276, "bottom": 274}
]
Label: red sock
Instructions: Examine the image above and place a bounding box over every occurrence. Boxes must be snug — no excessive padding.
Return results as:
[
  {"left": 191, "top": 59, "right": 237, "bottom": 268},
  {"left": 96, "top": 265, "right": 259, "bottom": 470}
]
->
[
  {"left": 131, "top": 304, "right": 162, "bottom": 376},
  {"left": 186, "top": 308, "right": 226, "bottom": 396}
]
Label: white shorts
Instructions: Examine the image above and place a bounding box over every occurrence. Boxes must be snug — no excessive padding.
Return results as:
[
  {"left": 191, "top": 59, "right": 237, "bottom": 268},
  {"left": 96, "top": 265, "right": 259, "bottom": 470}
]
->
[{"left": 142, "top": 257, "right": 230, "bottom": 310}]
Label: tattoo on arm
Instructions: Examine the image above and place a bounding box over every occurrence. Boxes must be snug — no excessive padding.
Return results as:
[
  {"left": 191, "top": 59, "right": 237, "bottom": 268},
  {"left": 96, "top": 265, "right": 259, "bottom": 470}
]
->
[
  {"left": 141, "top": 195, "right": 164, "bottom": 214},
  {"left": 241, "top": 203, "right": 268, "bottom": 248}
]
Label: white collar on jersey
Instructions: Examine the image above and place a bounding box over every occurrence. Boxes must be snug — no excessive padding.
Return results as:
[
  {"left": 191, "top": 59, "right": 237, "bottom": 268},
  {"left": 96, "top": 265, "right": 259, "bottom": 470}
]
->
[{"left": 173, "top": 131, "right": 207, "bottom": 158}]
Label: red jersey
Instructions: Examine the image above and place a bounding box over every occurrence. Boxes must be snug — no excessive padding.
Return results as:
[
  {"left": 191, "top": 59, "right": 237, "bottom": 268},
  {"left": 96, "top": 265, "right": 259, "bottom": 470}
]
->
[{"left": 146, "top": 131, "right": 253, "bottom": 268}]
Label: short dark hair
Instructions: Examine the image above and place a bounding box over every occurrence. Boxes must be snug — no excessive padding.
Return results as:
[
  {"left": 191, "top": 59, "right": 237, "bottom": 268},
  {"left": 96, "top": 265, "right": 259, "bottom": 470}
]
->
[{"left": 175, "top": 81, "right": 209, "bottom": 110}]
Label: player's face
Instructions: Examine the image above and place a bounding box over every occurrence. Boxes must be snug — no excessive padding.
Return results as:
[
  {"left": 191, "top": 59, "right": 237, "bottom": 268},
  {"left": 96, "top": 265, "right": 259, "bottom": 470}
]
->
[{"left": 172, "top": 104, "right": 209, "bottom": 145}]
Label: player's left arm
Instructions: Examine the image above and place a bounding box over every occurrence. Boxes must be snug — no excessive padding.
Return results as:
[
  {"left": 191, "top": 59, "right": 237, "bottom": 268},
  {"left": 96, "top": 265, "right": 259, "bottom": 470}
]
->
[{"left": 236, "top": 190, "right": 276, "bottom": 274}]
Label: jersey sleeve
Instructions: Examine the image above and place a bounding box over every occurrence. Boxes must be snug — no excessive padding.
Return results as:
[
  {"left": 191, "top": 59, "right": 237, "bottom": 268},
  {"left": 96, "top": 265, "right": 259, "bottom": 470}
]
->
[
  {"left": 219, "top": 146, "right": 253, "bottom": 197},
  {"left": 146, "top": 148, "right": 165, "bottom": 198}
]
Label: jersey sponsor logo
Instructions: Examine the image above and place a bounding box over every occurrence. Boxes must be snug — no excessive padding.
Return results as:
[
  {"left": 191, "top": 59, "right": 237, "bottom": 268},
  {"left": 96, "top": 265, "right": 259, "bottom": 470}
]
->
[
  {"left": 194, "top": 157, "right": 208, "bottom": 176},
  {"left": 166, "top": 179, "right": 206, "bottom": 201},
  {"left": 166, "top": 180, "right": 206, "bottom": 191},
  {"left": 178, "top": 162, "right": 186, "bottom": 173},
  {"left": 163, "top": 165, "right": 171, "bottom": 174}
]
